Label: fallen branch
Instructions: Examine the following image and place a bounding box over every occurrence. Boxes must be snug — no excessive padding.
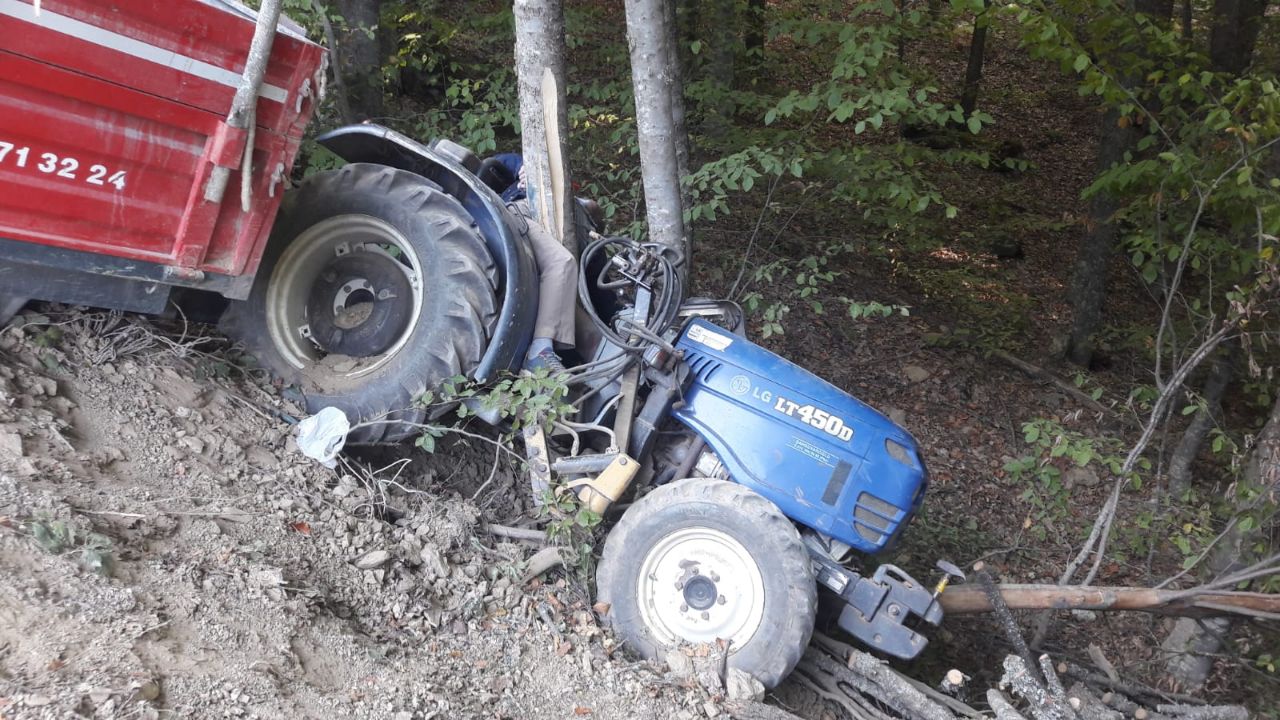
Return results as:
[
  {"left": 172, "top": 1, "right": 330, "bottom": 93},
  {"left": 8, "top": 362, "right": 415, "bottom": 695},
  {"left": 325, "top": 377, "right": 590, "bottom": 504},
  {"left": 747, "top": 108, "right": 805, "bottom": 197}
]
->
[
  {"left": 939, "top": 583, "right": 1280, "bottom": 619},
  {"left": 484, "top": 523, "right": 548, "bottom": 543},
  {"left": 991, "top": 350, "right": 1120, "bottom": 421},
  {"left": 520, "top": 545, "right": 564, "bottom": 584}
]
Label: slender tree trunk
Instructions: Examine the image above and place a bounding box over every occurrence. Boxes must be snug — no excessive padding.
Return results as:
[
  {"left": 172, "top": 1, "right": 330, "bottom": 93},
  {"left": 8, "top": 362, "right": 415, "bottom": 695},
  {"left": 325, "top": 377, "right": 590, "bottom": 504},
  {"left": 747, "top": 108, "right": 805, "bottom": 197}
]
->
[
  {"left": 1065, "top": 0, "right": 1173, "bottom": 366},
  {"left": 959, "top": 0, "right": 991, "bottom": 119},
  {"left": 744, "top": 0, "right": 766, "bottom": 61},
  {"left": 1208, "top": 0, "right": 1269, "bottom": 75},
  {"left": 625, "top": 0, "right": 689, "bottom": 268},
  {"left": 1164, "top": 391, "right": 1280, "bottom": 690},
  {"left": 665, "top": 0, "right": 693, "bottom": 246},
  {"left": 333, "top": 0, "right": 383, "bottom": 120},
  {"left": 1168, "top": 347, "right": 1235, "bottom": 496},
  {"left": 704, "top": 0, "right": 737, "bottom": 135},
  {"left": 513, "top": 0, "right": 574, "bottom": 250},
  {"left": 1066, "top": 108, "right": 1137, "bottom": 366},
  {"left": 1181, "top": 0, "right": 1194, "bottom": 40}
]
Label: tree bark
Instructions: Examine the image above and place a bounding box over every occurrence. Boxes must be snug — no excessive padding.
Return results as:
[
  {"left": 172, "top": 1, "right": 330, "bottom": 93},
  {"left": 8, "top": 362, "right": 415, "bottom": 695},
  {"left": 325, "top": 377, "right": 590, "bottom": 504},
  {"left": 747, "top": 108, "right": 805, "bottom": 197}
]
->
[
  {"left": 333, "top": 0, "right": 383, "bottom": 120},
  {"left": 625, "top": 0, "right": 689, "bottom": 267},
  {"left": 1163, "top": 391, "right": 1280, "bottom": 690},
  {"left": 940, "top": 583, "right": 1280, "bottom": 617},
  {"left": 704, "top": 0, "right": 738, "bottom": 136},
  {"left": 744, "top": 0, "right": 766, "bottom": 61},
  {"left": 1066, "top": 106, "right": 1137, "bottom": 366},
  {"left": 513, "top": 0, "right": 574, "bottom": 250},
  {"left": 664, "top": 0, "right": 693, "bottom": 247},
  {"left": 1181, "top": 0, "right": 1194, "bottom": 40},
  {"left": 959, "top": 0, "right": 992, "bottom": 119},
  {"left": 1208, "top": 0, "right": 1269, "bottom": 75},
  {"left": 1168, "top": 347, "right": 1234, "bottom": 496},
  {"left": 1065, "top": 0, "right": 1173, "bottom": 366}
]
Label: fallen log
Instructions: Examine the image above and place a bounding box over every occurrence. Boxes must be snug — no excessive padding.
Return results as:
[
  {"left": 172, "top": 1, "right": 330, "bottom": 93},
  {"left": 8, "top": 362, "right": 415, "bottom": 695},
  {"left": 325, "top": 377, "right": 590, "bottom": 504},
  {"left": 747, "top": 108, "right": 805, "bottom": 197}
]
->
[{"left": 939, "top": 583, "right": 1280, "bottom": 619}]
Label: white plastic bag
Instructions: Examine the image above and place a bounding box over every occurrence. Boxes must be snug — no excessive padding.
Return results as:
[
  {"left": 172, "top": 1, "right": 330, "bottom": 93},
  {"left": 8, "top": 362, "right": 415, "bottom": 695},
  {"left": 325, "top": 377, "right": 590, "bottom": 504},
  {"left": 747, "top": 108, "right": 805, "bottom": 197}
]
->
[{"left": 295, "top": 406, "right": 350, "bottom": 468}]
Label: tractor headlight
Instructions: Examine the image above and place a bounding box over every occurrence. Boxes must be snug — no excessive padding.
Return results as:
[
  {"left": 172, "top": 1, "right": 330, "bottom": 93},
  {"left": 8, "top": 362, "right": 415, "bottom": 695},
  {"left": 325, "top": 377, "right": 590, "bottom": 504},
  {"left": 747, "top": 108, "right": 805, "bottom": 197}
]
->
[{"left": 885, "top": 438, "right": 915, "bottom": 468}]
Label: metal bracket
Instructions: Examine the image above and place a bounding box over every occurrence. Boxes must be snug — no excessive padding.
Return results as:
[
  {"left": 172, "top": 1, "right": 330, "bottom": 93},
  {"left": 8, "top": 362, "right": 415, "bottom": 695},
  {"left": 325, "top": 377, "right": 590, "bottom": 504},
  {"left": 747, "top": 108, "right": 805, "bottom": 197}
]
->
[
  {"left": 523, "top": 425, "right": 552, "bottom": 506},
  {"left": 562, "top": 453, "right": 639, "bottom": 514},
  {"left": 806, "top": 541, "right": 943, "bottom": 660}
]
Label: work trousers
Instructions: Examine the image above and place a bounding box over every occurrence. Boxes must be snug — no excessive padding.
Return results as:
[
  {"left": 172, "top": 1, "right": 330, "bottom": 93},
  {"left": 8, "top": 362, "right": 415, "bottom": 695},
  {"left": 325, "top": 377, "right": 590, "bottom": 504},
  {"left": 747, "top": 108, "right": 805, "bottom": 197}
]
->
[{"left": 509, "top": 199, "right": 577, "bottom": 348}]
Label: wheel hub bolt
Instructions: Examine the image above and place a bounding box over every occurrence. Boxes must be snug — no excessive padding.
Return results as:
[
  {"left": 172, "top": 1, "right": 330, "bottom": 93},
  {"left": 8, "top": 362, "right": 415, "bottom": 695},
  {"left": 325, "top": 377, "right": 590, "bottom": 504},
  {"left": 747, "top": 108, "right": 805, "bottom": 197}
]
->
[
  {"left": 691, "top": 568, "right": 699, "bottom": 575},
  {"left": 680, "top": 603, "right": 689, "bottom": 612},
  {"left": 675, "top": 581, "right": 684, "bottom": 590},
  {"left": 717, "top": 595, "right": 726, "bottom": 605},
  {"left": 709, "top": 572, "right": 719, "bottom": 582},
  {"left": 701, "top": 611, "right": 710, "bottom": 620}
]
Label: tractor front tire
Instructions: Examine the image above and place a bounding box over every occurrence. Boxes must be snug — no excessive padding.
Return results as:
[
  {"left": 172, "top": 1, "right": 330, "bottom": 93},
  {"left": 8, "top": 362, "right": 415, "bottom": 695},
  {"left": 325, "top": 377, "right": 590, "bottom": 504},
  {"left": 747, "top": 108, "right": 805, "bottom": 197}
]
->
[
  {"left": 596, "top": 478, "right": 817, "bottom": 689},
  {"left": 222, "top": 163, "right": 497, "bottom": 444}
]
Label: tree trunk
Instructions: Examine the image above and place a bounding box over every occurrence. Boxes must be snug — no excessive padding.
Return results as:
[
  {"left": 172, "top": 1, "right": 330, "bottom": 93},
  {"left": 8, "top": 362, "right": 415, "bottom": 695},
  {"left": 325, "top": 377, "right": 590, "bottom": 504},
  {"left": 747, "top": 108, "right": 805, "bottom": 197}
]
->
[
  {"left": 704, "top": 0, "right": 737, "bottom": 136},
  {"left": 333, "top": 0, "right": 383, "bottom": 120},
  {"left": 664, "top": 0, "right": 693, "bottom": 247},
  {"left": 1065, "top": 0, "right": 1172, "bottom": 366},
  {"left": 1163, "top": 391, "right": 1280, "bottom": 690},
  {"left": 1181, "top": 0, "right": 1194, "bottom": 40},
  {"left": 1066, "top": 107, "right": 1136, "bottom": 366},
  {"left": 626, "top": 0, "right": 688, "bottom": 270},
  {"left": 1208, "top": 0, "right": 1269, "bottom": 75},
  {"left": 1168, "top": 347, "right": 1235, "bottom": 496},
  {"left": 959, "top": 0, "right": 991, "bottom": 119},
  {"left": 513, "top": 0, "right": 574, "bottom": 250},
  {"left": 744, "top": 0, "right": 766, "bottom": 62}
]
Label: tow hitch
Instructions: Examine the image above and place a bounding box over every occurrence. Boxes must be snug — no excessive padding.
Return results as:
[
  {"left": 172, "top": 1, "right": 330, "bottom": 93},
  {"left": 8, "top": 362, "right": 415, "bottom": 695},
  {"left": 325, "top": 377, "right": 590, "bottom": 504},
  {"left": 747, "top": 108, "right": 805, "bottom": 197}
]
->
[{"left": 808, "top": 541, "right": 965, "bottom": 660}]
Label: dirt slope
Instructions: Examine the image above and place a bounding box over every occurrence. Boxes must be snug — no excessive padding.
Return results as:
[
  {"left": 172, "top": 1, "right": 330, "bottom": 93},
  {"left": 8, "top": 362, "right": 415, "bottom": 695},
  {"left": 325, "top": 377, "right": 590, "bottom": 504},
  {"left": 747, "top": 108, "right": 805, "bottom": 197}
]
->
[{"left": 0, "top": 310, "right": 715, "bottom": 719}]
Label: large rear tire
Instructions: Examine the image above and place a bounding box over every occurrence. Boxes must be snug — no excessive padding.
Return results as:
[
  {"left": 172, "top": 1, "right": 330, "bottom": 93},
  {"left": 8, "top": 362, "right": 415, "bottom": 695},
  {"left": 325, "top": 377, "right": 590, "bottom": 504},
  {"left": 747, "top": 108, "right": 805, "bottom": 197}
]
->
[
  {"left": 222, "top": 163, "right": 498, "bottom": 443},
  {"left": 596, "top": 478, "right": 817, "bottom": 689}
]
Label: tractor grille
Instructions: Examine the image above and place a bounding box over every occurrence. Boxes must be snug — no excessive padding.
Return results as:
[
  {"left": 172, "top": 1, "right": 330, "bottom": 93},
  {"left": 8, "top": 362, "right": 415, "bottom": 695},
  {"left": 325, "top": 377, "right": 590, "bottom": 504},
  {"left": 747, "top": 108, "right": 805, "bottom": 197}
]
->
[
  {"left": 684, "top": 351, "right": 722, "bottom": 382},
  {"left": 853, "top": 492, "right": 899, "bottom": 546}
]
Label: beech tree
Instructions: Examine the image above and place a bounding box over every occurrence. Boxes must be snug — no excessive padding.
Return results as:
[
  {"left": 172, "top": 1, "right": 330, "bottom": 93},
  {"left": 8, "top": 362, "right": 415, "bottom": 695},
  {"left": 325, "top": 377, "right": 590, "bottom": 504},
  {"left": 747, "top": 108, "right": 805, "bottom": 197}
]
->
[
  {"left": 513, "top": 0, "right": 574, "bottom": 249},
  {"left": 1064, "top": 0, "right": 1174, "bottom": 367},
  {"left": 624, "top": 0, "right": 689, "bottom": 267},
  {"left": 333, "top": 0, "right": 384, "bottom": 120}
]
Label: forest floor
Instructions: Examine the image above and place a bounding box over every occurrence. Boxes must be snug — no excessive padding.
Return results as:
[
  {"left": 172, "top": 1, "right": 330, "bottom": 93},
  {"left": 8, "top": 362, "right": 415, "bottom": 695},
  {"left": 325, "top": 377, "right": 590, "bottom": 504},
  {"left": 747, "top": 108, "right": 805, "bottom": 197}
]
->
[{"left": 0, "top": 310, "right": 741, "bottom": 719}]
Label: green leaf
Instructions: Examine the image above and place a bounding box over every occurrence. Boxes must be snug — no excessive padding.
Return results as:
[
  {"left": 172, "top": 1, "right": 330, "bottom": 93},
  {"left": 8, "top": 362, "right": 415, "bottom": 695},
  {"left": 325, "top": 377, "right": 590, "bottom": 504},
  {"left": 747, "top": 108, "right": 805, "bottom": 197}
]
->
[
  {"left": 416, "top": 433, "right": 435, "bottom": 453},
  {"left": 1073, "top": 53, "right": 1089, "bottom": 72},
  {"left": 945, "top": 205, "right": 958, "bottom": 219},
  {"left": 966, "top": 115, "right": 982, "bottom": 134},
  {"left": 690, "top": 40, "right": 702, "bottom": 54}
]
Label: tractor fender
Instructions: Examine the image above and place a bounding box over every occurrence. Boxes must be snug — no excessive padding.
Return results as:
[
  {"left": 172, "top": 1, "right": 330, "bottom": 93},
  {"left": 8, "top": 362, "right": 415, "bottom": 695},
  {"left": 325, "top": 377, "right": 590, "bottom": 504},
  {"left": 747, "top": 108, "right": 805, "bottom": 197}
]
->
[{"left": 315, "top": 124, "right": 538, "bottom": 381}]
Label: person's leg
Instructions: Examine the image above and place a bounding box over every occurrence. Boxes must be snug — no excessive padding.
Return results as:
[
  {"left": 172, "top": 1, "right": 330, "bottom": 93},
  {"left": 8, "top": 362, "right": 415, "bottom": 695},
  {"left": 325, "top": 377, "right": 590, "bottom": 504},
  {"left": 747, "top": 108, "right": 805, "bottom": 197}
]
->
[{"left": 512, "top": 200, "right": 577, "bottom": 370}]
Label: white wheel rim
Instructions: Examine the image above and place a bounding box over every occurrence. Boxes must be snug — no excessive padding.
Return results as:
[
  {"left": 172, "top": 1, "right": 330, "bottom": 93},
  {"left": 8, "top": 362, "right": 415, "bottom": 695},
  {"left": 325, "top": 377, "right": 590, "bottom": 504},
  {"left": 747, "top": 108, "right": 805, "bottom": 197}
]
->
[
  {"left": 636, "top": 526, "right": 766, "bottom": 650},
  {"left": 264, "top": 214, "right": 424, "bottom": 379}
]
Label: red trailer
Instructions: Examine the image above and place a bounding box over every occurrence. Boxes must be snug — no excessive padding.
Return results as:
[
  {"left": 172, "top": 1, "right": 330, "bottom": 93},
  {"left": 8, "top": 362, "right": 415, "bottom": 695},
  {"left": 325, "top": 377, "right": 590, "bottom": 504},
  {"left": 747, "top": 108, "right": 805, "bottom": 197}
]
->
[
  {"left": 0, "top": 0, "right": 537, "bottom": 442},
  {"left": 0, "top": 0, "right": 324, "bottom": 314}
]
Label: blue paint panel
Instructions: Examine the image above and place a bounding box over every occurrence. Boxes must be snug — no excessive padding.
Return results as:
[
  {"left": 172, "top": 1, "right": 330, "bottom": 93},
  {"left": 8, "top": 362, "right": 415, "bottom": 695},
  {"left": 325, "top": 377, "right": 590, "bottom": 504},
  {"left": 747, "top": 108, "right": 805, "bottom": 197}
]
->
[{"left": 672, "top": 319, "right": 928, "bottom": 554}]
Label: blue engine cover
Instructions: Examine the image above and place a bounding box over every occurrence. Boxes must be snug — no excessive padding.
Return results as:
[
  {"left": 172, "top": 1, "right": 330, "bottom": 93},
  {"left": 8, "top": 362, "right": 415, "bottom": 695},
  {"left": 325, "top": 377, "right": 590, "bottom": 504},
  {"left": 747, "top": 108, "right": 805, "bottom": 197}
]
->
[{"left": 672, "top": 319, "right": 927, "bottom": 554}]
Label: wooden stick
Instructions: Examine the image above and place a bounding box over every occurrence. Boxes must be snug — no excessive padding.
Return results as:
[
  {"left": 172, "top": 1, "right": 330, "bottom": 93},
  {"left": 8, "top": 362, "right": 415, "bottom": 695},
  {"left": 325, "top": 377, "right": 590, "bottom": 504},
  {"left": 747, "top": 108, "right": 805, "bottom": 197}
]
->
[
  {"left": 939, "top": 583, "right": 1280, "bottom": 618},
  {"left": 484, "top": 523, "right": 548, "bottom": 543},
  {"left": 992, "top": 350, "right": 1121, "bottom": 420}
]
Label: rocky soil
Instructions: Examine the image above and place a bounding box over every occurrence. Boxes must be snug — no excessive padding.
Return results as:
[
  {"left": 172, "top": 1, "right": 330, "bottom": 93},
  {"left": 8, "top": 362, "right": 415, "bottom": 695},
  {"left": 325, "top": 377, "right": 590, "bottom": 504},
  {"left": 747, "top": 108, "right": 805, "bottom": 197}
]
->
[{"left": 0, "top": 309, "right": 732, "bottom": 719}]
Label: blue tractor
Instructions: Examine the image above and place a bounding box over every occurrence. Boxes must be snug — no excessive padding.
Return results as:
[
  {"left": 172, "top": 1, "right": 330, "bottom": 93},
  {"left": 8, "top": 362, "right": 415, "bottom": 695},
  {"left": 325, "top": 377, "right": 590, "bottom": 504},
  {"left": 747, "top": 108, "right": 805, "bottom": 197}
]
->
[{"left": 223, "top": 125, "right": 956, "bottom": 688}]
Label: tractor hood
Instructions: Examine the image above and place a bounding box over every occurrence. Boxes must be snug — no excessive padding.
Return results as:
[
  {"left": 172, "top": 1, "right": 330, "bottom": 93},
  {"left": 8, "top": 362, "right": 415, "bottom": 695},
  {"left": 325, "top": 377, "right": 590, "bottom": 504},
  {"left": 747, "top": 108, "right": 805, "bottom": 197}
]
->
[{"left": 671, "top": 319, "right": 927, "bottom": 554}]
